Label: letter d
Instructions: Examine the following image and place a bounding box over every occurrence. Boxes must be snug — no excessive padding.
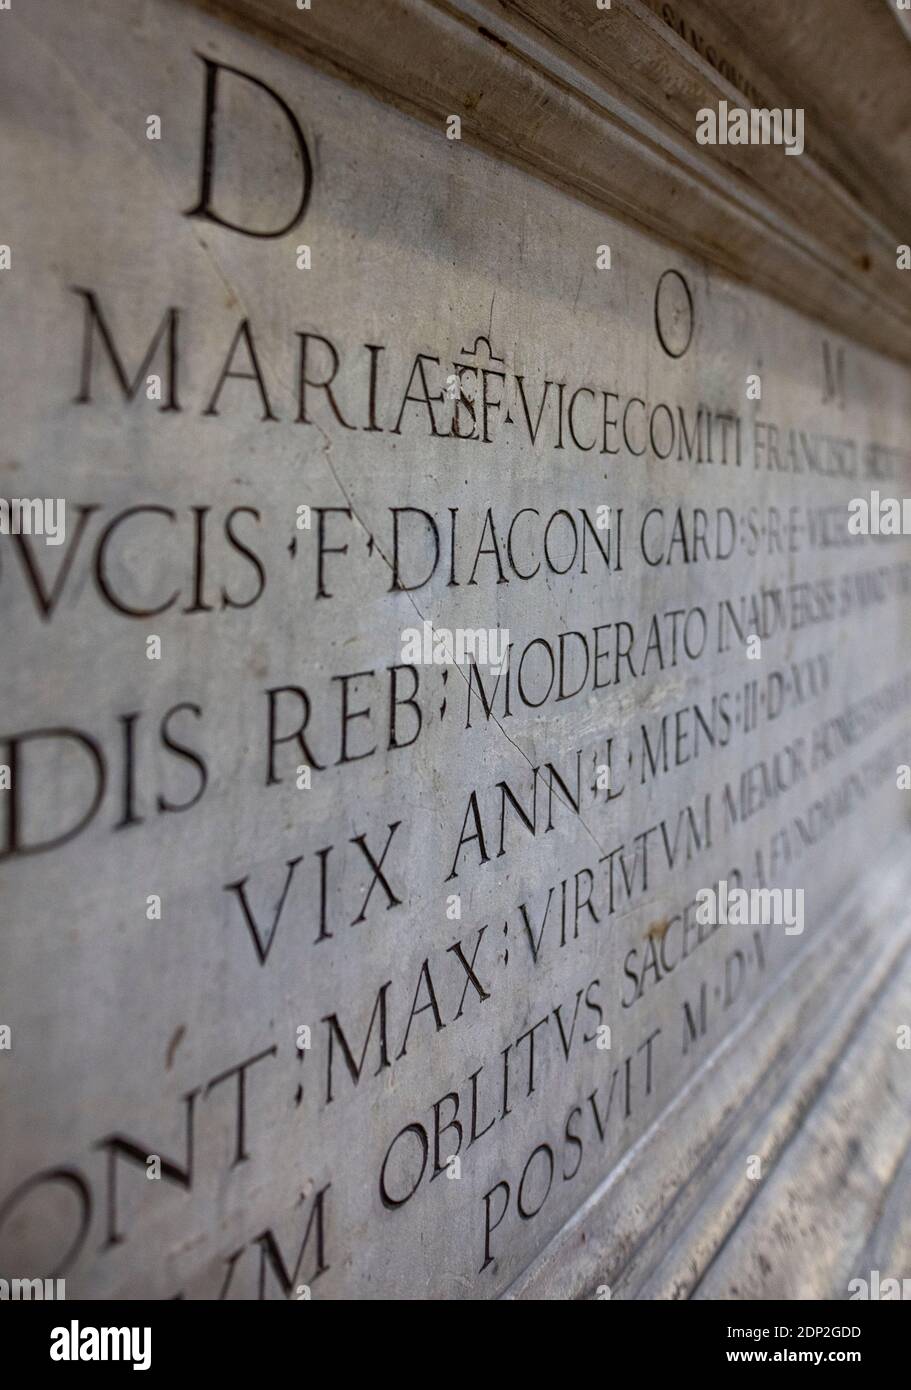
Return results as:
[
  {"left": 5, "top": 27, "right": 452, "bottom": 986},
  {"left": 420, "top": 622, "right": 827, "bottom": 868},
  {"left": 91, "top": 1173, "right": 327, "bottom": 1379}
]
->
[
  {"left": 1, "top": 729, "right": 106, "bottom": 860},
  {"left": 186, "top": 56, "right": 313, "bottom": 238}
]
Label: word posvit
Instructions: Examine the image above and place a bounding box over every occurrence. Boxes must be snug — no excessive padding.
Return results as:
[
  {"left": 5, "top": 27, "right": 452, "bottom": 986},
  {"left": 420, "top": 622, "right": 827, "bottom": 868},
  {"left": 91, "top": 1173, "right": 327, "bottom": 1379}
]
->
[
  {"left": 50, "top": 1321, "right": 151, "bottom": 1371},
  {"left": 0, "top": 497, "right": 66, "bottom": 545},
  {"left": 695, "top": 880, "right": 804, "bottom": 935},
  {"left": 401, "top": 621, "right": 509, "bottom": 673},
  {"left": 696, "top": 100, "right": 804, "bottom": 156}
]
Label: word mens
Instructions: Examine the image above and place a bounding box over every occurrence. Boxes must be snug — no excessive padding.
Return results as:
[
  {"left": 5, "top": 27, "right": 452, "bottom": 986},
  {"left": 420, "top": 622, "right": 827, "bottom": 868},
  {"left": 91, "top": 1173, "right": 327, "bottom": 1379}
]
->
[
  {"left": 401, "top": 620, "right": 509, "bottom": 673},
  {"left": 696, "top": 101, "right": 804, "bottom": 156},
  {"left": 50, "top": 1322, "right": 151, "bottom": 1371},
  {"left": 695, "top": 880, "right": 804, "bottom": 935},
  {"left": 848, "top": 492, "right": 911, "bottom": 535},
  {"left": 0, "top": 496, "right": 66, "bottom": 545}
]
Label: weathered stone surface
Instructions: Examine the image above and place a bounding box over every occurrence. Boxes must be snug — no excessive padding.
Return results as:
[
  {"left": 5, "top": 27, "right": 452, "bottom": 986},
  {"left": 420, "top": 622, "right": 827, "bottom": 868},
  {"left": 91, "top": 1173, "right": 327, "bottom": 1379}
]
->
[{"left": 1, "top": 0, "right": 910, "bottom": 1299}]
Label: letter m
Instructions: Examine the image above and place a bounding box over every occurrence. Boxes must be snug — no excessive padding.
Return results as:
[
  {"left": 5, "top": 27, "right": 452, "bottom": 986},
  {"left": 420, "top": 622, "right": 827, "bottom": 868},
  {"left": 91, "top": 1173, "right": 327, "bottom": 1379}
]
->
[
  {"left": 321, "top": 984, "right": 391, "bottom": 1103},
  {"left": 72, "top": 288, "right": 180, "bottom": 409},
  {"left": 254, "top": 1184, "right": 331, "bottom": 1297}
]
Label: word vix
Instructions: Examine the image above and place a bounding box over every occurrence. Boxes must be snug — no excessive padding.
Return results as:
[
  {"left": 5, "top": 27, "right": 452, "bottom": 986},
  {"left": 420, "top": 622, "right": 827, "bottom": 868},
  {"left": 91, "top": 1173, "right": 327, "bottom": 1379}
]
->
[
  {"left": 848, "top": 491, "right": 911, "bottom": 535},
  {"left": 401, "top": 620, "right": 509, "bottom": 673},
  {"left": 696, "top": 101, "right": 804, "bottom": 156},
  {"left": 695, "top": 880, "right": 804, "bottom": 935},
  {"left": 0, "top": 497, "right": 66, "bottom": 545},
  {"left": 50, "top": 1322, "right": 151, "bottom": 1371}
]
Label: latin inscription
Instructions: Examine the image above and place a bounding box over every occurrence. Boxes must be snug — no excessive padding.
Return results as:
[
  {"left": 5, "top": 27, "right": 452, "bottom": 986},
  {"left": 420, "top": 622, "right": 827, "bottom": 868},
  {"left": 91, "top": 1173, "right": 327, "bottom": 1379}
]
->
[{"left": 1, "top": 0, "right": 909, "bottom": 1299}]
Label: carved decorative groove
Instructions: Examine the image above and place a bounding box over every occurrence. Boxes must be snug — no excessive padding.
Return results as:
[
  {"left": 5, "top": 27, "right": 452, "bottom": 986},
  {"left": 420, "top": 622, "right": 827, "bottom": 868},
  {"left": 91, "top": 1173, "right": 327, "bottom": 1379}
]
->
[{"left": 186, "top": 0, "right": 911, "bottom": 363}]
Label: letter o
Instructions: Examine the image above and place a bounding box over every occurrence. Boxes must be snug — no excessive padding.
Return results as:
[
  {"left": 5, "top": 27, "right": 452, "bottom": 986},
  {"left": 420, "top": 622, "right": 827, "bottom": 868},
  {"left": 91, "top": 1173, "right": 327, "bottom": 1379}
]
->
[
  {"left": 517, "top": 639, "right": 556, "bottom": 708},
  {"left": 649, "top": 402, "right": 675, "bottom": 459},
  {"left": 379, "top": 1123, "right": 429, "bottom": 1209},
  {"left": 517, "top": 1143, "right": 554, "bottom": 1219},
  {"left": 543, "top": 510, "right": 579, "bottom": 575},
  {"left": 654, "top": 269, "right": 694, "bottom": 359},
  {"left": 0, "top": 1167, "right": 92, "bottom": 1277},
  {"left": 683, "top": 607, "right": 707, "bottom": 659}
]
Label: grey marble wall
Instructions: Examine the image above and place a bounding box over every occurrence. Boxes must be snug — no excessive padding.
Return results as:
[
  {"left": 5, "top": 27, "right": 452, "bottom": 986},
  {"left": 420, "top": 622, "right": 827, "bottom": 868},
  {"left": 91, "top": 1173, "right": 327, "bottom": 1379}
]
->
[{"left": 1, "top": 0, "right": 910, "bottom": 1298}]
